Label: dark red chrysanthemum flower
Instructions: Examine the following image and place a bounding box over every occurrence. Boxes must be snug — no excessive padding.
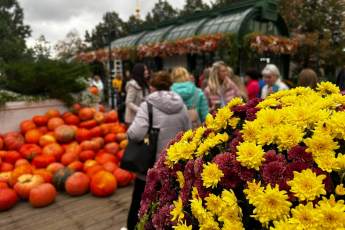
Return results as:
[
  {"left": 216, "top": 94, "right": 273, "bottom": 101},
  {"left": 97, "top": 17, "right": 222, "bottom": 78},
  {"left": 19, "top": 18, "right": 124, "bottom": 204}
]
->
[{"left": 288, "top": 145, "right": 313, "bottom": 164}]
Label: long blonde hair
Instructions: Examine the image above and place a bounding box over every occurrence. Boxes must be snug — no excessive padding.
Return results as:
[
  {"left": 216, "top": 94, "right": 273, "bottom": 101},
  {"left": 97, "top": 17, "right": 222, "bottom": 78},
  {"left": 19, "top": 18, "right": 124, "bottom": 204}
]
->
[
  {"left": 208, "top": 61, "right": 228, "bottom": 94},
  {"left": 171, "top": 67, "right": 190, "bottom": 82}
]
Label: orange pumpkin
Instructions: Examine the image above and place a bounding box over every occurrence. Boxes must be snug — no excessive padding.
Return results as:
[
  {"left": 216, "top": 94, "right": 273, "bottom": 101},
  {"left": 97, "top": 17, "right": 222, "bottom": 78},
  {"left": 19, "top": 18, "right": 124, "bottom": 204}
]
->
[
  {"left": 104, "top": 133, "right": 116, "bottom": 143},
  {"left": 115, "top": 133, "right": 127, "bottom": 142},
  {"left": 0, "top": 182, "right": 8, "bottom": 189},
  {"left": 88, "top": 86, "right": 99, "bottom": 95},
  {"left": 43, "top": 143, "right": 64, "bottom": 161},
  {"left": 78, "top": 108, "right": 95, "bottom": 121},
  {"left": 0, "top": 136, "right": 4, "bottom": 150},
  {"left": 29, "top": 183, "right": 56, "bottom": 208},
  {"left": 15, "top": 159, "right": 30, "bottom": 167},
  {"left": 0, "top": 163, "right": 13, "bottom": 172},
  {"left": 46, "top": 162, "right": 64, "bottom": 175},
  {"left": 65, "top": 172, "right": 89, "bottom": 196},
  {"left": 32, "top": 115, "right": 49, "bottom": 127},
  {"left": 119, "top": 139, "right": 128, "bottom": 149},
  {"left": 14, "top": 174, "right": 44, "bottom": 199},
  {"left": 83, "top": 160, "right": 98, "bottom": 172},
  {"left": 3, "top": 132, "right": 24, "bottom": 150},
  {"left": 98, "top": 105, "right": 105, "bottom": 112},
  {"left": 32, "top": 155, "right": 56, "bottom": 169},
  {"left": 95, "top": 153, "right": 117, "bottom": 165},
  {"left": 64, "top": 114, "right": 80, "bottom": 126},
  {"left": 79, "top": 120, "right": 97, "bottom": 129},
  {"left": 71, "top": 103, "right": 81, "bottom": 114},
  {"left": 46, "top": 109, "right": 60, "bottom": 118},
  {"left": 25, "top": 129, "right": 43, "bottom": 144},
  {"left": 64, "top": 142, "right": 81, "bottom": 155},
  {"left": 0, "top": 172, "right": 11, "bottom": 183},
  {"left": 38, "top": 126, "right": 49, "bottom": 135},
  {"left": 85, "top": 165, "right": 103, "bottom": 178},
  {"left": 3, "top": 151, "right": 21, "bottom": 165},
  {"left": 33, "top": 169, "right": 53, "bottom": 183},
  {"left": 54, "top": 125, "right": 76, "bottom": 143},
  {"left": 113, "top": 168, "right": 132, "bottom": 187},
  {"left": 0, "top": 188, "right": 17, "bottom": 211},
  {"left": 67, "top": 161, "right": 83, "bottom": 172},
  {"left": 65, "top": 172, "right": 90, "bottom": 196},
  {"left": 80, "top": 140, "right": 98, "bottom": 151},
  {"left": 102, "top": 161, "right": 118, "bottom": 173},
  {"left": 116, "top": 149, "right": 125, "bottom": 161},
  {"left": 89, "top": 126, "right": 102, "bottom": 138},
  {"left": 10, "top": 164, "right": 33, "bottom": 186},
  {"left": 20, "top": 120, "right": 36, "bottom": 134},
  {"left": 19, "top": 144, "right": 42, "bottom": 160},
  {"left": 76, "top": 128, "right": 92, "bottom": 142},
  {"left": 110, "top": 123, "right": 126, "bottom": 134},
  {"left": 61, "top": 152, "right": 78, "bottom": 166},
  {"left": 94, "top": 112, "right": 105, "bottom": 124},
  {"left": 39, "top": 134, "right": 56, "bottom": 147},
  {"left": 47, "top": 117, "right": 64, "bottom": 131},
  {"left": 92, "top": 137, "right": 104, "bottom": 149},
  {"left": 104, "top": 110, "right": 118, "bottom": 123},
  {"left": 90, "top": 171, "right": 117, "bottom": 197},
  {"left": 79, "top": 150, "right": 95, "bottom": 162},
  {"left": 104, "top": 142, "right": 119, "bottom": 155}
]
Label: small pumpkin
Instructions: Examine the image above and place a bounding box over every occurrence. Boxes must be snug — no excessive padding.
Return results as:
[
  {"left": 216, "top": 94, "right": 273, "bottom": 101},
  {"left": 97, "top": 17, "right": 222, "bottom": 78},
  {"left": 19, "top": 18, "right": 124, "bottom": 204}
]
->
[
  {"left": 31, "top": 155, "right": 56, "bottom": 169},
  {"left": 14, "top": 174, "right": 44, "bottom": 199},
  {"left": 61, "top": 152, "right": 78, "bottom": 166},
  {"left": 76, "top": 128, "right": 92, "bottom": 142},
  {"left": 104, "top": 110, "right": 118, "bottom": 123},
  {"left": 32, "top": 115, "right": 49, "bottom": 127},
  {"left": 52, "top": 167, "right": 74, "bottom": 191},
  {"left": 78, "top": 108, "right": 95, "bottom": 121},
  {"left": 95, "top": 152, "right": 117, "bottom": 165},
  {"left": 65, "top": 172, "right": 90, "bottom": 196},
  {"left": 10, "top": 164, "right": 33, "bottom": 186},
  {"left": 113, "top": 168, "right": 132, "bottom": 187},
  {"left": 46, "top": 109, "right": 60, "bottom": 118},
  {"left": 0, "top": 188, "right": 17, "bottom": 211},
  {"left": 3, "top": 151, "right": 21, "bottom": 165},
  {"left": 29, "top": 183, "right": 56, "bottom": 208},
  {"left": 90, "top": 171, "right": 117, "bottom": 197},
  {"left": 42, "top": 143, "right": 64, "bottom": 161},
  {"left": 0, "top": 163, "right": 13, "bottom": 173},
  {"left": 79, "top": 150, "right": 95, "bottom": 162},
  {"left": 3, "top": 132, "right": 25, "bottom": 151},
  {"left": 0, "top": 136, "right": 3, "bottom": 150},
  {"left": 64, "top": 114, "right": 80, "bottom": 126},
  {"left": 47, "top": 117, "right": 64, "bottom": 131},
  {"left": 54, "top": 125, "right": 76, "bottom": 143},
  {"left": 33, "top": 169, "right": 53, "bottom": 183},
  {"left": 89, "top": 126, "right": 102, "bottom": 138},
  {"left": 104, "top": 142, "right": 119, "bottom": 155},
  {"left": 79, "top": 120, "right": 97, "bottom": 129},
  {"left": 68, "top": 161, "right": 84, "bottom": 172},
  {"left": 20, "top": 120, "right": 36, "bottom": 134},
  {"left": 46, "top": 162, "right": 64, "bottom": 175},
  {"left": 94, "top": 112, "right": 105, "bottom": 124},
  {"left": 39, "top": 134, "right": 56, "bottom": 147},
  {"left": 19, "top": 144, "right": 42, "bottom": 160},
  {"left": 104, "top": 133, "right": 116, "bottom": 143}
]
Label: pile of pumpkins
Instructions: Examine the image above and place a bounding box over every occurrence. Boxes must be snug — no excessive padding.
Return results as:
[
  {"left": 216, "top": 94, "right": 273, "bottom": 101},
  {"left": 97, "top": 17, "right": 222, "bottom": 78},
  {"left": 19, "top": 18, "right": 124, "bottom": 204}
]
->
[{"left": 0, "top": 104, "right": 134, "bottom": 211}]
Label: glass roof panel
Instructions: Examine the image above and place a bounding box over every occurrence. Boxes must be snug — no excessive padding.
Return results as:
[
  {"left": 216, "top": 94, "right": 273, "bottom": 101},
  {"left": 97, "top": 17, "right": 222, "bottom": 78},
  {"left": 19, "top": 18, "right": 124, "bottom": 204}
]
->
[
  {"left": 165, "top": 19, "right": 207, "bottom": 41},
  {"left": 111, "top": 32, "right": 145, "bottom": 48}
]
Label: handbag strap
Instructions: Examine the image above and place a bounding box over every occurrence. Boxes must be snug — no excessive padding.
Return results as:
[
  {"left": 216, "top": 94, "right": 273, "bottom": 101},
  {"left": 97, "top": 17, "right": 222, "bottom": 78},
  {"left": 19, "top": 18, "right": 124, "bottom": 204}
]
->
[{"left": 147, "top": 102, "right": 153, "bottom": 132}]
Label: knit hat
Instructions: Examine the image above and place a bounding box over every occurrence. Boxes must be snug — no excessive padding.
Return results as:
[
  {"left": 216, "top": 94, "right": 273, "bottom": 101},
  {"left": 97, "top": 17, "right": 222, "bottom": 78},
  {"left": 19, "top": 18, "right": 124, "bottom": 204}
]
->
[{"left": 150, "top": 71, "right": 172, "bottom": 91}]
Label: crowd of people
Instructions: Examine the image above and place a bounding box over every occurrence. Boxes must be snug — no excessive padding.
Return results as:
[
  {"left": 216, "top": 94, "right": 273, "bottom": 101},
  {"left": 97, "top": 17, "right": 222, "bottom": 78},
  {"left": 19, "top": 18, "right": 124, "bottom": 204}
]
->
[{"left": 94, "top": 61, "right": 345, "bottom": 230}]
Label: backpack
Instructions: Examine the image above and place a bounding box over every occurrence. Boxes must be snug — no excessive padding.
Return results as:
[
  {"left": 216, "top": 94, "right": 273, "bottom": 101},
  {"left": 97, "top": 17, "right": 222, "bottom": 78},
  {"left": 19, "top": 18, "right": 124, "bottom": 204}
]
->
[{"left": 188, "top": 90, "right": 201, "bottom": 129}]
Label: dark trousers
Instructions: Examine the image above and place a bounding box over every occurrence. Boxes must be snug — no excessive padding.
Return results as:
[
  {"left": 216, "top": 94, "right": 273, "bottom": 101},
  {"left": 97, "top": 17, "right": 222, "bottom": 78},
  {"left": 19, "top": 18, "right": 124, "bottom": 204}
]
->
[{"left": 127, "top": 178, "right": 146, "bottom": 230}]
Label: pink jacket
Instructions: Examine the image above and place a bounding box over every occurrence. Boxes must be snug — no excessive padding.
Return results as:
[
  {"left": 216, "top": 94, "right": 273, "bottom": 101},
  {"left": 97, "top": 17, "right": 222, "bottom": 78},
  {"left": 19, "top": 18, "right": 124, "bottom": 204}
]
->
[{"left": 204, "top": 77, "right": 241, "bottom": 110}]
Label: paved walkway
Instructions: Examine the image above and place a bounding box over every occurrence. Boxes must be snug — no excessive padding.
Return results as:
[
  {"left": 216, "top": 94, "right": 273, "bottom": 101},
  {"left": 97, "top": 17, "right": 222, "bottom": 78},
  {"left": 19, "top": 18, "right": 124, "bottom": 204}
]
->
[{"left": 0, "top": 185, "right": 133, "bottom": 230}]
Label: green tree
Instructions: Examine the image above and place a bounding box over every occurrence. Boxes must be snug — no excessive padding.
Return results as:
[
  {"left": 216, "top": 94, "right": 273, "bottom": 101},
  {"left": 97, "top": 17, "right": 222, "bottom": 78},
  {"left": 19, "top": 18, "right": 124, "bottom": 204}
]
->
[
  {"left": 123, "top": 15, "right": 144, "bottom": 34},
  {"left": 86, "top": 12, "right": 125, "bottom": 49},
  {"left": 147, "top": 0, "right": 178, "bottom": 27},
  {"left": 212, "top": 0, "right": 236, "bottom": 8},
  {"left": 179, "top": 0, "right": 210, "bottom": 17},
  {"left": 55, "top": 30, "right": 86, "bottom": 60},
  {"left": 0, "top": 0, "right": 31, "bottom": 63},
  {"left": 32, "top": 35, "right": 51, "bottom": 60}
]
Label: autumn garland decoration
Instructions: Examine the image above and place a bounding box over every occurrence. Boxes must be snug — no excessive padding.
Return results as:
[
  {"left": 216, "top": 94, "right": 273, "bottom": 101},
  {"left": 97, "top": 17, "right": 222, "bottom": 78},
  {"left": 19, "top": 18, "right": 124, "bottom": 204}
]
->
[{"left": 137, "top": 82, "right": 345, "bottom": 230}]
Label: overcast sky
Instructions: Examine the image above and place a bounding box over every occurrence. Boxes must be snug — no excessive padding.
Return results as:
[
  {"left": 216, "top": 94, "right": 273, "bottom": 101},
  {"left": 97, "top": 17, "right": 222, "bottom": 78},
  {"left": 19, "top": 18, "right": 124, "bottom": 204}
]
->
[{"left": 18, "top": 0, "right": 214, "bottom": 48}]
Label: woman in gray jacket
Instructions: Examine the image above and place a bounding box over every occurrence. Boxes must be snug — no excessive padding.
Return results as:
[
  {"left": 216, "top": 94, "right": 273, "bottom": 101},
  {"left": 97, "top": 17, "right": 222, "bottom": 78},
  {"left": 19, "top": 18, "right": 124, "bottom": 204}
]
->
[
  {"left": 125, "top": 71, "right": 191, "bottom": 230},
  {"left": 124, "top": 63, "right": 150, "bottom": 124}
]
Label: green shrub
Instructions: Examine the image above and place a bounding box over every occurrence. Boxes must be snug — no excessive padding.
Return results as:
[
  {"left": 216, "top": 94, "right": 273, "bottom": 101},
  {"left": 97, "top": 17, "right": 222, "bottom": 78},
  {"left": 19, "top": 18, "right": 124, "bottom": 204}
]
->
[{"left": 2, "top": 59, "right": 91, "bottom": 105}]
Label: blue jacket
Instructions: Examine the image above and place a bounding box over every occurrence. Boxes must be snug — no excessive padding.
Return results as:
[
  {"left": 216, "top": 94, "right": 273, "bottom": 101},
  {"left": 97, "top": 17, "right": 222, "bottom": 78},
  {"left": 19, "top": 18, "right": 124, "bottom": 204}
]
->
[{"left": 171, "top": 82, "right": 209, "bottom": 122}]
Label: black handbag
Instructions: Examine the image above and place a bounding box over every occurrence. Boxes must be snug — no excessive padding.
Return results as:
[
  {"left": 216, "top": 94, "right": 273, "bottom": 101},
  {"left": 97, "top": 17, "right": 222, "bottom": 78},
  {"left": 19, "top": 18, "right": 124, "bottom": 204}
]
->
[{"left": 120, "top": 102, "right": 159, "bottom": 174}]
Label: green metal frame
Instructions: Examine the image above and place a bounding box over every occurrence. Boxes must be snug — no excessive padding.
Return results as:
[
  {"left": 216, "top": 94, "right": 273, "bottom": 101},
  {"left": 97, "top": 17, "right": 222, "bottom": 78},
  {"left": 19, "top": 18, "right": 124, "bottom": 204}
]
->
[{"left": 110, "top": 32, "right": 146, "bottom": 48}]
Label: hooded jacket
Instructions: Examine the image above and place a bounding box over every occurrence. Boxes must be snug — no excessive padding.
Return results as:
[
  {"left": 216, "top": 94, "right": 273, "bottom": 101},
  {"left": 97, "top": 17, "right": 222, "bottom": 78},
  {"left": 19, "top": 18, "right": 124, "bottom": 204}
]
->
[
  {"left": 125, "top": 79, "right": 148, "bottom": 124},
  {"left": 171, "top": 82, "right": 209, "bottom": 122},
  {"left": 127, "top": 91, "right": 191, "bottom": 168}
]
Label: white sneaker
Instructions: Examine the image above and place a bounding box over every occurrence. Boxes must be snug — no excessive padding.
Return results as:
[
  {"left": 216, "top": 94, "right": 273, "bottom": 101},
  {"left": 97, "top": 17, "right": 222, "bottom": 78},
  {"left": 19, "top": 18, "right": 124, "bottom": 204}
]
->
[{"left": 120, "top": 227, "right": 128, "bottom": 230}]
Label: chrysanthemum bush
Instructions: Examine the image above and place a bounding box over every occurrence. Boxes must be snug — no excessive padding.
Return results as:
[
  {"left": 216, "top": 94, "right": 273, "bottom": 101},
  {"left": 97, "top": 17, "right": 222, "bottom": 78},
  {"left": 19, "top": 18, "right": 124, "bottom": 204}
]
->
[{"left": 137, "top": 82, "right": 345, "bottom": 230}]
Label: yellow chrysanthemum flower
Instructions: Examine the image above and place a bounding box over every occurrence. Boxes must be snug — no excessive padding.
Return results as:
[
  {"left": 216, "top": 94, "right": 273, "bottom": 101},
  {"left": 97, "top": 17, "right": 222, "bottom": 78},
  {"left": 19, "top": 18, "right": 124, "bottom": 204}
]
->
[
  {"left": 221, "top": 219, "right": 244, "bottom": 230},
  {"left": 171, "top": 196, "right": 184, "bottom": 222},
  {"left": 289, "top": 203, "right": 321, "bottom": 229},
  {"left": 226, "top": 97, "right": 244, "bottom": 109},
  {"left": 241, "top": 121, "right": 260, "bottom": 143},
  {"left": 276, "top": 124, "right": 304, "bottom": 151},
  {"left": 250, "top": 184, "right": 292, "bottom": 225},
  {"left": 176, "top": 171, "right": 185, "bottom": 189},
  {"left": 304, "top": 133, "right": 339, "bottom": 158},
  {"left": 256, "top": 109, "right": 282, "bottom": 127},
  {"left": 243, "top": 180, "right": 264, "bottom": 204},
  {"left": 270, "top": 219, "right": 297, "bottom": 230},
  {"left": 336, "top": 184, "right": 345, "bottom": 196},
  {"left": 287, "top": 169, "right": 326, "bottom": 201},
  {"left": 316, "top": 195, "right": 345, "bottom": 229},
  {"left": 201, "top": 163, "right": 224, "bottom": 188},
  {"left": 317, "top": 81, "right": 340, "bottom": 96},
  {"left": 205, "top": 194, "right": 224, "bottom": 216},
  {"left": 172, "top": 221, "right": 192, "bottom": 230},
  {"left": 257, "top": 98, "right": 280, "bottom": 109},
  {"left": 236, "top": 142, "right": 265, "bottom": 170},
  {"left": 209, "top": 106, "right": 234, "bottom": 131},
  {"left": 256, "top": 126, "right": 277, "bottom": 146},
  {"left": 195, "top": 133, "right": 229, "bottom": 157},
  {"left": 314, "top": 154, "right": 339, "bottom": 172}
]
